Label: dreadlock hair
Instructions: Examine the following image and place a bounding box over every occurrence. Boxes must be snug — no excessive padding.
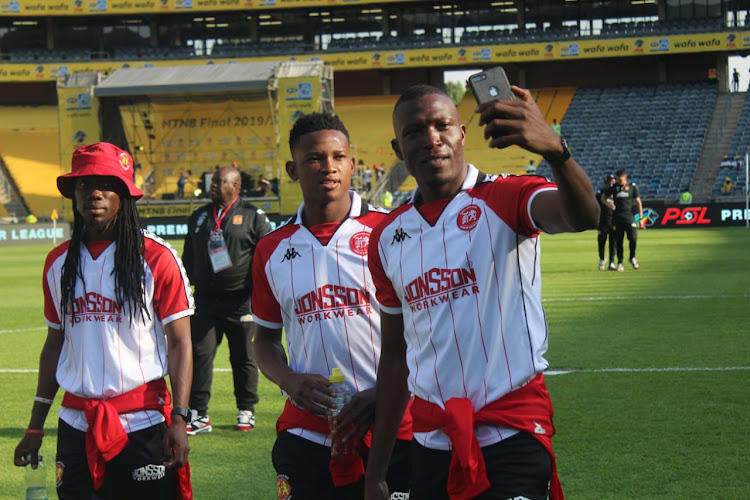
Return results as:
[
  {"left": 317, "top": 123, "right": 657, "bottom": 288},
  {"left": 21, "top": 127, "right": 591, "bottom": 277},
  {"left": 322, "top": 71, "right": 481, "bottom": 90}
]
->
[
  {"left": 393, "top": 84, "right": 451, "bottom": 117},
  {"left": 288, "top": 112, "right": 350, "bottom": 153},
  {"left": 60, "top": 193, "right": 149, "bottom": 329}
]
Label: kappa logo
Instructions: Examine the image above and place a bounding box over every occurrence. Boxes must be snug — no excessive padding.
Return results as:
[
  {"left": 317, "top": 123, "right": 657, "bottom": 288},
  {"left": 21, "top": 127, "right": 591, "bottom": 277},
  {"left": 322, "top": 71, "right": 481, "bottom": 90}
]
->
[
  {"left": 533, "top": 420, "right": 546, "bottom": 435},
  {"left": 391, "top": 228, "right": 411, "bottom": 244},
  {"left": 132, "top": 464, "right": 165, "bottom": 481},
  {"left": 281, "top": 247, "right": 301, "bottom": 262}
]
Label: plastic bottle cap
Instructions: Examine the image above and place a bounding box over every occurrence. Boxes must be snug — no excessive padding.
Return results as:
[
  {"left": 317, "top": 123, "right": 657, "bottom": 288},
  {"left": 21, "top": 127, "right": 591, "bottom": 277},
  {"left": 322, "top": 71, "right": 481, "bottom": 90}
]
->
[{"left": 329, "top": 368, "right": 345, "bottom": 383}]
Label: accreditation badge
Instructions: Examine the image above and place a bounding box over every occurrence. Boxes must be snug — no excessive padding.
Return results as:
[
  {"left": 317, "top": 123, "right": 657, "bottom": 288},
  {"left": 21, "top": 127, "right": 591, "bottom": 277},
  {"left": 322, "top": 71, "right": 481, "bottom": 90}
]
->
[{"left": 208, "top": 229, "right": 232, "bottom": 272}]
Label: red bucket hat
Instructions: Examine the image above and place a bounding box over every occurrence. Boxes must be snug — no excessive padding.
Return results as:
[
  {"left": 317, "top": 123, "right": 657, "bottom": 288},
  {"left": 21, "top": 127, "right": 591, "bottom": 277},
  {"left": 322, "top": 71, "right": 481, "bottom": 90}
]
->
[{"left": 57, "top": 142, "right": 143, "bottom": 200}]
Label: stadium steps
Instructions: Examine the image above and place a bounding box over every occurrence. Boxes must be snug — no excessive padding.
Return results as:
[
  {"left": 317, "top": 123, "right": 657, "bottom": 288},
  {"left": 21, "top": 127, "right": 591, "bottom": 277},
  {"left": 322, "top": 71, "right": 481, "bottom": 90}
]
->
[
  {"left": 693, "top": 91, "right": 746, "bottom": 201},
  {"left": 0, "top": 105, "right": 64, "bottom": 219},
  {"left": 0, "top": 155, "right": 30, "bottom": 219}
]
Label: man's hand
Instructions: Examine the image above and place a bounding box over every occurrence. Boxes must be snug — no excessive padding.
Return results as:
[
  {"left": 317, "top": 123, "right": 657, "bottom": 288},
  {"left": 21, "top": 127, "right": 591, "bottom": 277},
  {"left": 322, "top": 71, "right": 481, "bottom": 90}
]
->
[
  {"left": 281, "top": 372, "right": 333, "bottom": 417},
  {"left": 163, "top": 420, "right": 190, "bottom": 468},
  {"left": 13, "top": 435, "right": 42, "bottom": 468},
  {"left": 476, "top": 86, "right": 563, "bottom": 156},
  {"left": 334, "top": 388, "right": 375, "bottom": 445},
  {"left": 364, "top": 478, "right": 390, "bottom": 500}
]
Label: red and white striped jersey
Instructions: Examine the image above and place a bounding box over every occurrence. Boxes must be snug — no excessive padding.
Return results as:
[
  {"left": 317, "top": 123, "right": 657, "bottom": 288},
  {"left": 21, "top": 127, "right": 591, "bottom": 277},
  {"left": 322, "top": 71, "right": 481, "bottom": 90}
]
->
[
  {"left": 42, "top": 231, "right": 194, "bottom": 433},
  {"left": 369, "top": 165, "right": 557, "bottom": 449},
  {"left": 252, "top": 192, "right": 387, "bottom": 445}
]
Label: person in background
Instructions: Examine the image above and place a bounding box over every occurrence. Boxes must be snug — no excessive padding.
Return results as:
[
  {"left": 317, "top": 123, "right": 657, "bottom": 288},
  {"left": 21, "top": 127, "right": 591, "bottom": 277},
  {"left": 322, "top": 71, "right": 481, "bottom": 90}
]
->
[
  {"left": 14, "top": 142, "right": 193, "bottom": 499},
  {"left": 525, "top": 159, "right": 537, "bottom": 175},
  {"left": 597, "top": 174, "right": 616, "bottom": 270},
  {"left": 552, "top": 117, "right": 561, "bottom": 135},
  {"left": 606, "top": 168, "right": 642, "bottom": 271},
  {"left": 364, "top": 84, "right": 598, "bottom": 500},
  {"left": 182, "top": 165, "right": 272, "bottom": 434},
  {"left": 680, "top": 187, "right": 692, "bottom": 205},
  {"left": 721, "top": 177, "right": 736, "bottom": 194},
  {"left": 252, "top": 112, "right": 412, "bottom": 500},
  {"left": 381, "top": 190, "right": 393, "bottom": 210}
]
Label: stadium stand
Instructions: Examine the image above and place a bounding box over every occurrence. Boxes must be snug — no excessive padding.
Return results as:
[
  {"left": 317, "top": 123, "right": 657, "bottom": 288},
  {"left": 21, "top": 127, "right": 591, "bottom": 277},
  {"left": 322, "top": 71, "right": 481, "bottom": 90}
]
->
[
  {"left": 714, "top": 91, "right": 750, "bottom": 197},
  {"left": 0, "top": 106, "right": 63, "bottom": 218},
  {"left": 536, "top": 82, "right": 718, "bottom": 200}
]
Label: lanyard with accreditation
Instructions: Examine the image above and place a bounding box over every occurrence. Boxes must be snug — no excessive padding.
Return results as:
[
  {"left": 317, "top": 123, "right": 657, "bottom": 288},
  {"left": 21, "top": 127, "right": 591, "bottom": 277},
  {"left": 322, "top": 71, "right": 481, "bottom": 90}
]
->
[{"left": 208, "top": 197, "right": 237, "bottom": 273}]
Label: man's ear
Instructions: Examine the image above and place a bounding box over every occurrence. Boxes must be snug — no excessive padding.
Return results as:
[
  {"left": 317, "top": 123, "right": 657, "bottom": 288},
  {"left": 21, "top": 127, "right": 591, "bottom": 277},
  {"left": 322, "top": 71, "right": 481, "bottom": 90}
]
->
[
  {"left": 391, "top": 139, "right": 403, "bottom": 160},
  {"left": 285, "top": 161, "right": 298, "bottom": 181}
]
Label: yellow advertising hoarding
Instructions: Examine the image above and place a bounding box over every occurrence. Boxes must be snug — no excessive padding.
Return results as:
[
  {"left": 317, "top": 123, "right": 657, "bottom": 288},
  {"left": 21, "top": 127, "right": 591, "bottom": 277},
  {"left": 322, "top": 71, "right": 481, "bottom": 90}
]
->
[
  {"left": 0, "top": 0, "right": 422, "bottom": 16},
  {"left": 56, "top": 85, "right": 100, "bottom": 168},
  {"left": 2, "top": 31, "right": 748, "bottom": 83},
  {"left": 275, "top": 76, "right": 320, "bottom": 214},
  {"left": 119, "top": 97, "right": 276, "bottom": 197}
]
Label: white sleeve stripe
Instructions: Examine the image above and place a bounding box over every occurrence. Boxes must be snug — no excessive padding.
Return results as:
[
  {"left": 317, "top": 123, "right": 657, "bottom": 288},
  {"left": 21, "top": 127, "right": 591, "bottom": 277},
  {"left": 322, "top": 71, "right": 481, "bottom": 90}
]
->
[
  {"left": 527, "top": 186, "right": 557, "bottom": 231},
  {"left": 162, "top": 309, "right": 194, "bottom": 325},
  {"left": 45, "top": 318, "right": 61, "bottom": 330},
  {"left": 253, "top": 316, "right": 283, "bottom": 329}
]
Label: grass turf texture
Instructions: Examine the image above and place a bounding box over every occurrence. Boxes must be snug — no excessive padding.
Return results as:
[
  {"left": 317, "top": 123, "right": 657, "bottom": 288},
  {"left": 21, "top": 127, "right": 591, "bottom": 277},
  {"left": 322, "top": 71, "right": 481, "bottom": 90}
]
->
[{"left": 1, "top": 227, "right": 748, "bottom": 499}]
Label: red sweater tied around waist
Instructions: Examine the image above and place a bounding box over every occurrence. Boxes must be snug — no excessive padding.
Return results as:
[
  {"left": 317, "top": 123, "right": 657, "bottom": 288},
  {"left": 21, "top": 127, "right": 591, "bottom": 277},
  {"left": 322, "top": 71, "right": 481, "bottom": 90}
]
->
[
  {"left": 411, "top": 373, "right": 563, "bottom": 500},
  {"left": 61, "top": 378, "right": 192, "bottom": 499}
]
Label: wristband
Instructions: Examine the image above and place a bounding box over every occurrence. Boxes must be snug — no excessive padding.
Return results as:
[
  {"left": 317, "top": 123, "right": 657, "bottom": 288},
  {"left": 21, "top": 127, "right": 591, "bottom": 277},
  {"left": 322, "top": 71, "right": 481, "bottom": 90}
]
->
[
  {"left": 25, "top": 429, "right": 45, "bottom": 436},
  {"left": 34, "top": 396, "right": 54, "bottom": 405}
]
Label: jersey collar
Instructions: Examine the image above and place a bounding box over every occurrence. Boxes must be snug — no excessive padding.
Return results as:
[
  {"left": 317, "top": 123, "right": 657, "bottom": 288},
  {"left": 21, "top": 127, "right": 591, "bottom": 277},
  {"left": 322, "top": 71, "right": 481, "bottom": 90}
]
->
[
  {"left": 410, "top": 164, "right": 480, "bottom": 206},
  {"left": 293, "top": 190, "right": 364, "bottom": 225}
]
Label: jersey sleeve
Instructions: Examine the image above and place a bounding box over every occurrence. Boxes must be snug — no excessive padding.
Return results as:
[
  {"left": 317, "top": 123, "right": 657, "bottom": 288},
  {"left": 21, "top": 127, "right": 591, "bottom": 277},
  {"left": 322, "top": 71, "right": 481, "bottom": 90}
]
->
[
  {"left": 368, "top": 214, "right": 403, "bottom": 314},
  {"left": 42, "top": 243, "right": 69, "bottom": 329},
  {"left": 480, "top": 175, "right": 557, "bottom": 237},
  {"left": 144, "top": 237, "right": 194, "bottom": 325},
  {"left": 251, "top": 235, "right": 283, "bottom": 328}
]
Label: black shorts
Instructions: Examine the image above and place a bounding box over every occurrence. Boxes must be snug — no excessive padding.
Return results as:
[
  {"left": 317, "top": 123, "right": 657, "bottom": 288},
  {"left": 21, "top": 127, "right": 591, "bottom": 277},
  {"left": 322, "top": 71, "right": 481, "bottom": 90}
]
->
[
  {"left": 272, "top": 430, "right": 411, "bottom": 500},
  {"left": 56, "top": 419, "right": 176, "bottom": 500},
  {"left": 410, "top": 432, "right": 551, "bottom": 500}
]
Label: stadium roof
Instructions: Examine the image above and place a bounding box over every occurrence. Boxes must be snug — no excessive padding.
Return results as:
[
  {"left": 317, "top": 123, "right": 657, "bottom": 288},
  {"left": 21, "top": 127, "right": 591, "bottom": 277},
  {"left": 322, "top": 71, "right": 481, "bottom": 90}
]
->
[{"left": 93, "top": 61, "right": 285, "bottom": 97}]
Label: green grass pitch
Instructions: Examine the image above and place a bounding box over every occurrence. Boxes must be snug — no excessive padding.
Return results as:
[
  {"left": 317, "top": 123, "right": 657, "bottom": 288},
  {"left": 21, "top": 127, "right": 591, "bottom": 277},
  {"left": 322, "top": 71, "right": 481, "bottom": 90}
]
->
[{"left": 1, "top": 227, "right": 749, "bottom": 499}]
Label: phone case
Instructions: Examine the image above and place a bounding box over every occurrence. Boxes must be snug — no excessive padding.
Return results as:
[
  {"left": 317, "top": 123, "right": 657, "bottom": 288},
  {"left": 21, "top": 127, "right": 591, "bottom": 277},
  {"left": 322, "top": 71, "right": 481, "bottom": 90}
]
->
[{"left": 468, "top": 66, "right": 515, "bottom": 104}]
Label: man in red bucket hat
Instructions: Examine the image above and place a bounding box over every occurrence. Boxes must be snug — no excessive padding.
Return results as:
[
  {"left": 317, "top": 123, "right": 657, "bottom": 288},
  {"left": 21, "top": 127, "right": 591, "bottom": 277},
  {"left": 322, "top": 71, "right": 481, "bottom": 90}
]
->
[{"left": 14, "top": 142, "right": 195, "bottom": 499}]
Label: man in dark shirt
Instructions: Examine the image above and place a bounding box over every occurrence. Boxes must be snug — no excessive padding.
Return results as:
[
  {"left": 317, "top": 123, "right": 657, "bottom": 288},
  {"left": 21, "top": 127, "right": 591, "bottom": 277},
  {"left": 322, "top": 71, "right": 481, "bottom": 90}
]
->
[
  {"left": 605, "top": 168, "right": 642, "bottom": 271},
  {"left": 596, "top": 174, "right": 616, "bottom": 270},
  {"left": 182, "top": 166, "right": 272, "bottom": 434}
]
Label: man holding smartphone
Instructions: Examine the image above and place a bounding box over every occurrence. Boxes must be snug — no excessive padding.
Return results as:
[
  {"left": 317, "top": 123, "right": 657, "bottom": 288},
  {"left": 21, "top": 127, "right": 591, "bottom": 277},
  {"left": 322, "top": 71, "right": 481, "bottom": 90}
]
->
[{"left": 364, "top": 83, "right": 599, "bottom": 500}]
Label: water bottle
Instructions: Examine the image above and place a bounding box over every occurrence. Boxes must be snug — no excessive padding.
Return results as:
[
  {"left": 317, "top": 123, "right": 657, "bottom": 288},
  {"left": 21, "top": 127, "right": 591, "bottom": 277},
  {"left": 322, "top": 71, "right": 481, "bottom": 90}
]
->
[
  {"left": 24, "top": 455, "right": 48, "bottom": 500},
  {"left": 328, "top": 368, "right": 352, "bottom": 459}
]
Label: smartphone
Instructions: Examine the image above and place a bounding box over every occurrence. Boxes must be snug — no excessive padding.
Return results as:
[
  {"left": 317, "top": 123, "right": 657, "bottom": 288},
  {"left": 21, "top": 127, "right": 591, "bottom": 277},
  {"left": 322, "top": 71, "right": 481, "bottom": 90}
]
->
[{"left": 468, "top": 66, "right": 515, "bottom": 105}]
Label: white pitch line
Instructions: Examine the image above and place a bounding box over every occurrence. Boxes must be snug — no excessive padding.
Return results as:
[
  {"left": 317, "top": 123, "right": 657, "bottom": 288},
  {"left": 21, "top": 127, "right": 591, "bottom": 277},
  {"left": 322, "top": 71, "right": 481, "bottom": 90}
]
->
[
  {"left": 546, "top": 366, "right": 750, "bottom": 376},
  {"left": 3, "top": 367, "right": 749, "bottom": 375},
  {"left": 3, "top": 296, "right": 746, "bottom": 334},
  {"left": 0, "top": 327, "right": 46, "bottom": 334},
  {"left": 543, "top": 293, "right": 748, "bottom": 303}
]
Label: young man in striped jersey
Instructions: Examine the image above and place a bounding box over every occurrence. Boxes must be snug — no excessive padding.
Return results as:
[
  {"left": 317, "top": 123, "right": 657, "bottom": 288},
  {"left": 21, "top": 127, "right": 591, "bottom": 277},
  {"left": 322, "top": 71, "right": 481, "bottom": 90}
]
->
[
  {"left": 13, "top": 143, "right": 193, "bottom": 499},
  {"left": 365, "top": 85, "right": 599, "bottom": 500},
  {"left": 252, "top": 113, "right": 412, "bottom": 499}
]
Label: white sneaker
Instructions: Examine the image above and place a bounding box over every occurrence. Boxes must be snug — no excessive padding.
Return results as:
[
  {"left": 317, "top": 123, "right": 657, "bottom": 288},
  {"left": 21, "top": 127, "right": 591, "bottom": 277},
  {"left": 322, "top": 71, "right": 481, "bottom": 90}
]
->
[
  {"left": 598, "top": 259, "right": 606, "bottom": 270},
  {"left": 630, "top": 257, "right": 640, "bottom": 270},
  {"left": 608, "top": 262, "right": 617, "bottom": 271},
  {"left": 616, "top": 263, "right": 624, "bottom": 272},
  {"left": 186, "top": 410, "right": 212, "bottom": 435},
  {"left": 236, "top": 410, "right": 255, "bottom": 431}
]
